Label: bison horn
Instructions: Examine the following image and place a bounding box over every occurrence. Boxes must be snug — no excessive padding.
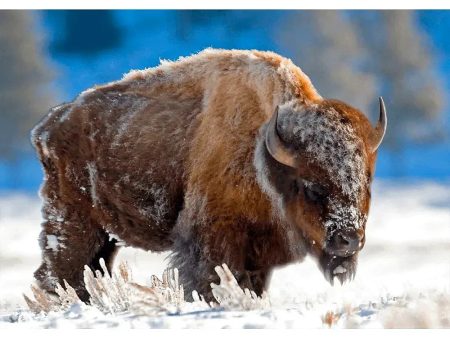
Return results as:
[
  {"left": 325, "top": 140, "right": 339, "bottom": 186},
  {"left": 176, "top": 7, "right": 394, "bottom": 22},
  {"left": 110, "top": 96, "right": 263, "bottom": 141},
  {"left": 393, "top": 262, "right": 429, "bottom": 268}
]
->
[
  {"left": 265, "top": 107, "right": 297, "bottom": 168},
  {"left": 370, "top": 97, "right": 387, "bottom": 153}
]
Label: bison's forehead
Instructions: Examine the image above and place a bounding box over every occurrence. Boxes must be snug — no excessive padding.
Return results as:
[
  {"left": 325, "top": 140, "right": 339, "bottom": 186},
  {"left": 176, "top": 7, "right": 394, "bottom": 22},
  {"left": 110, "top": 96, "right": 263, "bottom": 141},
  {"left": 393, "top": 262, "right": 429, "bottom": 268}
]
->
[{"left": 279, "top": 102, "right": 368, "bottom": 203}]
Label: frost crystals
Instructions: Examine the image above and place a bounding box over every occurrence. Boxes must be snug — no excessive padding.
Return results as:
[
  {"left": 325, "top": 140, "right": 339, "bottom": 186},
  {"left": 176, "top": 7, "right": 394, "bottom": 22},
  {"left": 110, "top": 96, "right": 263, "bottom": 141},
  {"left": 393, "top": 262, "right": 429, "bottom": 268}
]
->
[{"left": 24, "top": 261, "right": 269, "bottom": 317}]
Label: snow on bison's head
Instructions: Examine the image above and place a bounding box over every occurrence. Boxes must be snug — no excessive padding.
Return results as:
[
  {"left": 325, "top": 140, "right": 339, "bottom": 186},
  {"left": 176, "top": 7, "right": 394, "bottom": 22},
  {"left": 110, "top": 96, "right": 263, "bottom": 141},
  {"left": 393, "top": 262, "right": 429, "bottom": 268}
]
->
[{"left": 254, "top": 97, "right": 387, "bottom": 284}]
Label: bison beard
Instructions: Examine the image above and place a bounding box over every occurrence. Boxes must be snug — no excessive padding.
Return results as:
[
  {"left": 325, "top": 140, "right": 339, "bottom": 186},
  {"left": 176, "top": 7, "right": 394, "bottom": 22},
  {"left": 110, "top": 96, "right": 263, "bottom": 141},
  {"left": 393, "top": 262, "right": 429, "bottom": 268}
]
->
[
  {"left": 319, "top": 254, "right": 358, "bottom": 286},
  {"left": 30, "top": 49, "right": 384, "bottom": 302}
]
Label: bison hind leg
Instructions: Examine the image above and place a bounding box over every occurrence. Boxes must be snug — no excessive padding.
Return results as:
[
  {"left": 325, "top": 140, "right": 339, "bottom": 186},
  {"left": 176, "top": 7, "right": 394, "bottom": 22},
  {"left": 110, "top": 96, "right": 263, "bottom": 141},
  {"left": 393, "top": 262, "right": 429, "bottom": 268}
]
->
[
  {"left": 33, "top": 138, "right": 120, "bottom": 302},
  {"left": 35, "top": 215, "right": 120, "bottom": 303}
]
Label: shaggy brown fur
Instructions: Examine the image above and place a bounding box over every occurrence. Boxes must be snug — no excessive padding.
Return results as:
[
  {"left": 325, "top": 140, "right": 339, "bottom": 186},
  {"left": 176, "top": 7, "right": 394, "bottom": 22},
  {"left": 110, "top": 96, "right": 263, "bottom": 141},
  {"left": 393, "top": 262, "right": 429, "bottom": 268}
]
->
[{"left": 31, "top": 48, "right": 382, "bottom": 302}]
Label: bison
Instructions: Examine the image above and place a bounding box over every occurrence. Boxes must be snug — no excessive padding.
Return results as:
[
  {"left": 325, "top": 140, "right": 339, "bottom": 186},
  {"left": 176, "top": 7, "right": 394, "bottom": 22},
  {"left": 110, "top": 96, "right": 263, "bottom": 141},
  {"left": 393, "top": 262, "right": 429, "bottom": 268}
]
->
[{"left": 31, "top": 48, "right": 386, "bottom": 302}]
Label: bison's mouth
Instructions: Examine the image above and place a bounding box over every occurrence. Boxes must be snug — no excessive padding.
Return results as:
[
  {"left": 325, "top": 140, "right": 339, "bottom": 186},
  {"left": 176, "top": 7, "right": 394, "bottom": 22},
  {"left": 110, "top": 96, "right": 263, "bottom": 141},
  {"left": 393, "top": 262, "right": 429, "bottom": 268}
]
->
[{"left": 319, "top": 253, "right": 358, "bottom": 285}]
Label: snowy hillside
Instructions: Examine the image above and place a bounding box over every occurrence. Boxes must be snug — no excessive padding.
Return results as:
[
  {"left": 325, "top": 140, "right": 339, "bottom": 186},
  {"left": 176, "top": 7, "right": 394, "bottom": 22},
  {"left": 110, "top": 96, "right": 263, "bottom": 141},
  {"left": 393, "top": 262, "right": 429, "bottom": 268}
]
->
[{"left": 0, "top": 180, "right": 449, "bottom": 328}]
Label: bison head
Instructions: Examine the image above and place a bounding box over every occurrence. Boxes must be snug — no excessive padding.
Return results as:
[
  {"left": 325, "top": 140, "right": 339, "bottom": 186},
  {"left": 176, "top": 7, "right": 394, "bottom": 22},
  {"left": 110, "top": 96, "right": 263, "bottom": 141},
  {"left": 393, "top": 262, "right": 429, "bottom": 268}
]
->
[{"left": 254, "top": 98, "right": 387, "bottom": 285}]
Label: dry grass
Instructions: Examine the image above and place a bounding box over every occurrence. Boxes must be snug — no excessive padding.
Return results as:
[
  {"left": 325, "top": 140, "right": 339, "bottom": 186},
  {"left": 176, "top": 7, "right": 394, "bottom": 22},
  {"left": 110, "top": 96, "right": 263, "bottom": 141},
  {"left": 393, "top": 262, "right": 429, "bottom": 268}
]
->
[
  {"left": 23, "top": 260, "right": 449, "bottom": 328},
  {"left": 24, "top": 260, "right": 269, "bottom": 316}
]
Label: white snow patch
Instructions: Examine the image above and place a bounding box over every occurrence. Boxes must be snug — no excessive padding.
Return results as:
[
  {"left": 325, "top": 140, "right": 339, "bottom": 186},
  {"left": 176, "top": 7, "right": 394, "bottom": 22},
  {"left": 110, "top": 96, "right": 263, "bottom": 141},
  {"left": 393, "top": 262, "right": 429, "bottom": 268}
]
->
[
  {"left": 333, "top": 266, "right": 347, "bottom": 274},
  {"left": 45, "top": 235, "right": 59, "bottom": 251},
  {"left": 108, "top": 233, "right": 126, "bottom": 247},
  {"left": 1, "top": 180, "right": 449, "bottom": 328},
  {"left": 38, "top": 131, "right": 50, "bottom": 157},
  {"left": 58, "top": 106, "right": 72, "bottom": 122}
]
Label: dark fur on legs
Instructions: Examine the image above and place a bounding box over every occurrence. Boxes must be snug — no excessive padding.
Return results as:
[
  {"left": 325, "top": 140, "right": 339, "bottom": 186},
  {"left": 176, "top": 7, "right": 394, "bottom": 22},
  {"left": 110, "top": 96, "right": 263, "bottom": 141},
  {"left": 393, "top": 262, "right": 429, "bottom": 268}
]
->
[{"left": 35, "top": 223, "right": 119, "bottom": 303}]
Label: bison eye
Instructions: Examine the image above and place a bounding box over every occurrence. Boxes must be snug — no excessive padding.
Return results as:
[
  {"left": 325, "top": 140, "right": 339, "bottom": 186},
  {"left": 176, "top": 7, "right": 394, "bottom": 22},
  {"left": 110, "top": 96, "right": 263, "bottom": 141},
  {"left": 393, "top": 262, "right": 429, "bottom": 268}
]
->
[{"left": 303, "top": 182, "right": 328, "bottom": 204}]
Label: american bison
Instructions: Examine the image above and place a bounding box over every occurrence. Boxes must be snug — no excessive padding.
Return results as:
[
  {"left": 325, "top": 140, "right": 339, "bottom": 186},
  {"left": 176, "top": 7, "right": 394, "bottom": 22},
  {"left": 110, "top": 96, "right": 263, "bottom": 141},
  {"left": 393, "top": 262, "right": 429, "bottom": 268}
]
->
[{"left": 31, "top": 48, "right": 386, "bottom": 302}]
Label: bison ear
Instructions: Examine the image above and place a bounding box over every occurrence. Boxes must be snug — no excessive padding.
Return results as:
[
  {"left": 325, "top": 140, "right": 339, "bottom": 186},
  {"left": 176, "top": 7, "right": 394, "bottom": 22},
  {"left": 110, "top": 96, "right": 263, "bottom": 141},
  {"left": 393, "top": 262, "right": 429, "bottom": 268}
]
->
[
  {"left": 265, "top": 106, "right": 297, "bottom": 168},
  {"left": 369, "top": 97, "right": 387, "bottom": 153}
]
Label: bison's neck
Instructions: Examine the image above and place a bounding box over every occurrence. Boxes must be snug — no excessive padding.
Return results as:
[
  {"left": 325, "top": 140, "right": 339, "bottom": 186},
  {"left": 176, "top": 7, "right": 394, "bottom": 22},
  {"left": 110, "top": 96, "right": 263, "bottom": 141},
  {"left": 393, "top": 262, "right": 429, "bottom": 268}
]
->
[{"left": 175, "top": 49, "right": 321, "bottom": 224}]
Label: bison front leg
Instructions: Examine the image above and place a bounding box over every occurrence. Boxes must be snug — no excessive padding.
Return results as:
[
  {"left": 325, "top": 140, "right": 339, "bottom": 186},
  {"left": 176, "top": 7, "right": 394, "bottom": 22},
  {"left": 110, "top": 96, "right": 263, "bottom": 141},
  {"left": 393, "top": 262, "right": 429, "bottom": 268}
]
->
[
  {"left": 170, "top": 212, "right": 271, "bottom": 302},
  {"left": 238, "top": 269, "right": 270, "bottom": 296},
  {"left": 34, "top": 201, "right": 118, "bottom": 302},
  {"left": 170, "top": 214, "right": 255, "bottom": 302}
]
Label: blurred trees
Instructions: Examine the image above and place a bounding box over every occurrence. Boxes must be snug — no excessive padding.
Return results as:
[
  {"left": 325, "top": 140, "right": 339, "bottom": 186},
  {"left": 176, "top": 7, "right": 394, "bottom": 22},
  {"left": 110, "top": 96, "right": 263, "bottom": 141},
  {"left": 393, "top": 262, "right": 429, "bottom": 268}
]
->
[
  {"left": 176, "top": 11, "right": 226, "bottom": 40},
  {"left": 278, "top": 10, "right": 445, "bottom": 173},
  {"left": 278, "top": 11, "right": 377, "bottom": 114},
  {"left": 353, "top": 11, "right": 445, "bottom": 150},
  {"left": 175, "top": 10, "right": 273, "bottom": 43},
  {"left": 0, "top": 10, "right": 446, "bottom": 186},
  {"left": 0, "top": 11, "right": 55, "bottom": 160},
  {"left": 50, "top": 10, "right": 123, "bottom": 56}
]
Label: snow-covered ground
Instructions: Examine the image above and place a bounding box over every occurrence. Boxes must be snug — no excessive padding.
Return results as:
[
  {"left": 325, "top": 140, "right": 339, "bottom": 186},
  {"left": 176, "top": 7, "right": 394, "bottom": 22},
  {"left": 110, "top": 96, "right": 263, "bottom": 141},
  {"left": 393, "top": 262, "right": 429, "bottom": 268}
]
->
[{"left": 0, "top": 180, "right": 449, "bottom": 328}]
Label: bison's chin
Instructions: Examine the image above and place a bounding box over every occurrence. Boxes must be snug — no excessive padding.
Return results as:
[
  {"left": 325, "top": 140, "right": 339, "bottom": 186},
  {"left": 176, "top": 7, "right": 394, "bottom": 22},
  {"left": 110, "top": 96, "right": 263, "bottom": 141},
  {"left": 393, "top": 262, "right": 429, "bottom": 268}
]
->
[{"left": 319, "top": 253, "right": 358, "bottom": 286}]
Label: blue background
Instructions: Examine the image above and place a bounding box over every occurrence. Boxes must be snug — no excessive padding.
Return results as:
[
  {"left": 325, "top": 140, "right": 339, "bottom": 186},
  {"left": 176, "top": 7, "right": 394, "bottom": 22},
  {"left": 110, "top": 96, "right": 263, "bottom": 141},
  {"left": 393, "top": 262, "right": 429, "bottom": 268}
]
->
[{"left": 1, "top": 10, "right": 449, "bottom": 192}]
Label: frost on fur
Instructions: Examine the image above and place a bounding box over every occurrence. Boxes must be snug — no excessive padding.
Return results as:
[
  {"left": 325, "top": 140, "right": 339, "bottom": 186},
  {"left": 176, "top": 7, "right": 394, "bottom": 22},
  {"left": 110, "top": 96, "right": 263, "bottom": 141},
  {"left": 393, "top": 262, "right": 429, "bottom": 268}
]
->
[{"left": 24, "top": 261, "right": 269, "bottom": 316}]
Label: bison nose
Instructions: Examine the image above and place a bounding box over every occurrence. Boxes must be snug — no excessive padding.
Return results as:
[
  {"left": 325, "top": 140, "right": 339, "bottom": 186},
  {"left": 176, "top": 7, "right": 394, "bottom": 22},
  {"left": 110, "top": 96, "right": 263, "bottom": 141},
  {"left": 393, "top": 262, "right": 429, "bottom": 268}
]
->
[{"left": 327, "top": 229, "right": 363, "bottom": 257}]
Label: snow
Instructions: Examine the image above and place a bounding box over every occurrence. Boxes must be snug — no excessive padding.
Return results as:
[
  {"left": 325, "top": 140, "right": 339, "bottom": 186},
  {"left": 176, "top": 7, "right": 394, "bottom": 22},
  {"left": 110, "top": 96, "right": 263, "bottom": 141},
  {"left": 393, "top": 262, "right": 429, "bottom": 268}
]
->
[
  {"left": 0, "top": 180, "right": 449, "bottom": 328},
  {"left": 38, "top": 131, "right": 50, "bottom": 158},
  {"left": 45, "top": 235, "right": 59, "bottom": 251},
  {"left": 86, "top": 162, "right": 98, "bottom": 207},
  {"left": 333, "top": 266, "right": 347, "bottom": 274},
  {"left": 108, "top": 233, "right": 126, "bottom": 247}
]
